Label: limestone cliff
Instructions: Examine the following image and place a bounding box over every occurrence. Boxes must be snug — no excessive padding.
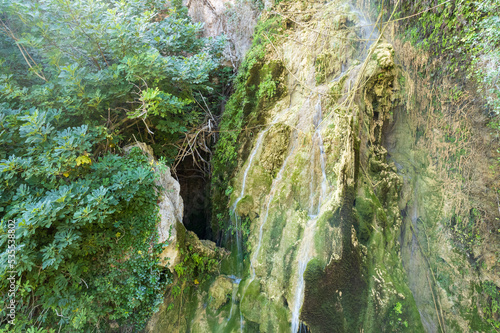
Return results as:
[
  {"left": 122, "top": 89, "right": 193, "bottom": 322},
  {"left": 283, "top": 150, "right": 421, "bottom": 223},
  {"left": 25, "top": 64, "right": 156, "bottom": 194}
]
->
[
  {"left": 148, "top": 0, "right": 500, "bottom": 332},
  {"left": 184, "top": 0, "right": 259, "bottom": 67}
]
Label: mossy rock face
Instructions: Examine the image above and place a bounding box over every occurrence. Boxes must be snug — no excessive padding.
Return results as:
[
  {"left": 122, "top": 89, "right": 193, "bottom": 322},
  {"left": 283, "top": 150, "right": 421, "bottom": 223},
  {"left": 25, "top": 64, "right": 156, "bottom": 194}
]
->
[
  {"left": 315, "top": 51, "right": 340, "bottom": 84},
  {"left": 185, "top": 230, "right": 229, "bottom": 264},
  {"left": 353, "top": 193, "right": 375, "bottom": 245},
  {"left": 243, "top": 59, "right": 286, "bottom": 120},
  {"left": 262, "top": 60, "right": 287, "bottom": 101},
  {"left": 208, "top": 276, "right": 234, "bottom": 310},
  {"left": 151, "top": 0, "right": 499, "bottom": 331},
  {"left": 235, "top": 194, "right": 254, "bottom": 217},
  {"left": 240, "top": 279, "right": 264, "bottom": 323},
  {"left": 260, "top": 123, "right": 291, "bottom": 176},
  {"left": 301, "top": 245, "right": 368, "bottom": 333},
  {"left": 372, "top": 42, "right": 395, "bottom": 69},
  {"left": 240, "top": 277, "right": 290, "bottom": 332}
]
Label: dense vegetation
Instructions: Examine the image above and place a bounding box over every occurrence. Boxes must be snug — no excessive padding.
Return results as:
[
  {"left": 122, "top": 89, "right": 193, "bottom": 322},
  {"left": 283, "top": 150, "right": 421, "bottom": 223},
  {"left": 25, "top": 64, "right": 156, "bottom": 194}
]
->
[
  {"left": 0, "top": 0, "right": 224, "bottom": 331},
  {"left": 211, "top": 13, "right": 284, "bottom": 234}
]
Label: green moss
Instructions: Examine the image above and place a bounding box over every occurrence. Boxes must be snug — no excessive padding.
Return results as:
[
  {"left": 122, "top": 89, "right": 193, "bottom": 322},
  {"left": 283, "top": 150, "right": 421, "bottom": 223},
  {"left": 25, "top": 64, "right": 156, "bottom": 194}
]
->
[
  {"left": 315, "top": 51, "right": 338, "bottom": 84},
  {"left": 313, "top": 208, "right": 336, "bottom": 266},
  {"left": 289, "top": 148, "right": 313, "bottom": 209},
  {"left": 269, "top": 211, "right": 287, "bottom": 251},
  {"left": 211, "top": 13, "right": 285, "bottom": 234},
  {"left": 235, "top": 194, "right": 254, "bottom": 216},
  {"left": 380, "top": 299, "right": 420, "bottom": 332},
  {"left": 208, "top": 276, "right": 233, "bottom": 311},
  {"left": 354, "top": 188, "right": 375, "bottom": 244},
  {"left": 240, "top": 278, "right": 264, "bottom": 323},
  {"left": 468, "top": 297, "right": 492, "bottom": 332},
  {"left": 282, "top": 243, "right": 298, "bottom": 291},
  {"left": 301, "top": 243, "right": 368, "bottom": 333}
]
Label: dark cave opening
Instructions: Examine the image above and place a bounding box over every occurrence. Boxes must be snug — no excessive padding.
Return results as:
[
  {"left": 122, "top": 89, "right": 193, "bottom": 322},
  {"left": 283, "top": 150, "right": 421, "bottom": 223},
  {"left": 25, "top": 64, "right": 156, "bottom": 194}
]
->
[{"left": 175, "top": 155, "right": 213, "bottom": 241}]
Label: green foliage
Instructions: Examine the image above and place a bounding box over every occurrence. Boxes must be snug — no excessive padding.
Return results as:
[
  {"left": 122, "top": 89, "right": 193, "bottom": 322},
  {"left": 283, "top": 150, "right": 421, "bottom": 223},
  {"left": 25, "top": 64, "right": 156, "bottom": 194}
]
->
[
  {"left": 167, "top": 240, "right": 221, "bottom": 313},
  {"left": 482, "top": 281, "right": 500, "bottom": 329},
  {"left": 257, "top": 73, "right": 277, "bottom": 100},
  {"left": 0, "top": 0, "right": 224, "bottom": 157},
  {"left": 0, "top": 106, "right": 170, "bottom": 331},
  {"left": 211, "top": 14, "right": 283, "bottom": 232},
  {"left": 387, "top": 301, "right": 409, "bottom": 331},
  {"left": 0, "top": 0, "right": 227, "bottom": 331},
  {"left": 0, "top": 327, "right": 55, "bottom": 333},
  {"left": 174, "top": 244, "right": 219, "bottom": 286},
  {"left": 448, "top": 208, "right": 482, "bottom": 256}
]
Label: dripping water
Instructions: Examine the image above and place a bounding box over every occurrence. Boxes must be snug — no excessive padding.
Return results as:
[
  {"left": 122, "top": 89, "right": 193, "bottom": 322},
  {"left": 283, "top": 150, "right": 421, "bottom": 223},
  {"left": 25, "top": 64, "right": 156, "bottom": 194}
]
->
[
  {"left": 250, "top": 140, "right": 296, "bottom": 279},
  {"left": 291, "top": 98, "right": 329, "bottom": 332},
  {"left": 350, "top": 6, "right": 380, "bottom": 60},
  {"left": 226, "top": 122, "right": 276, "bottom": 330},
  {"left": 233, "top": 134, "right": 296, "bottom": 332}
]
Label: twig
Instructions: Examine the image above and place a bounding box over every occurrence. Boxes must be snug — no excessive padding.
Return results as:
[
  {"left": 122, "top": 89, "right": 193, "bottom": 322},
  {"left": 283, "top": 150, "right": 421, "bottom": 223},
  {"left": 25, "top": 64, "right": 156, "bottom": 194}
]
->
[
  {"left": 80, "top": 278, "right": 89, "bottom": 289},
  {"left": 0, "top": 19, "right": 47, "bottom": 81}
]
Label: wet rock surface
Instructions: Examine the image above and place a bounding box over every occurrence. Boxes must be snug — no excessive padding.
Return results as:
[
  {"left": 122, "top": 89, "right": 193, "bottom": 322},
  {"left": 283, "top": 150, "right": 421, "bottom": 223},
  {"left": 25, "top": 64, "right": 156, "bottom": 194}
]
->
[{"left": 147, "top": 0, "right": 500, "bottom": 331}]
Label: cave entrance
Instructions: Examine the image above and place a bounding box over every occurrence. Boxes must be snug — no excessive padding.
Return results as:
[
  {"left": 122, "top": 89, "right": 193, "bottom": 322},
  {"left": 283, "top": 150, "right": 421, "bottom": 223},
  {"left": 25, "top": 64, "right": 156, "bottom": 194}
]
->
[{"left": 175, "top": 155, "right": 213, "bottom": 241}]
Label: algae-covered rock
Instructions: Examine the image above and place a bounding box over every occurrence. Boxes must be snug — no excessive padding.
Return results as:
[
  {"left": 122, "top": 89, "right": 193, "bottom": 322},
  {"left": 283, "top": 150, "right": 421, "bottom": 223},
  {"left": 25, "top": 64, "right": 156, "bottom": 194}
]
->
[
  {"left": 208, "top": 276, "right": 234, "bottom": 310},
  {"left": 184, "top": 230, "right": 230, "bottom": 263},
  {"left": 240, "top": 279, "right": 263, "bottom": 323},
  {"left": 148, "top": 0, "right": 499, "bottom": 331},
  {"left": 373, "top": 42, "right": 394, "bottom": 69},
  {"left": 260, "top": 123, "right": 291, "bottom": 176}
]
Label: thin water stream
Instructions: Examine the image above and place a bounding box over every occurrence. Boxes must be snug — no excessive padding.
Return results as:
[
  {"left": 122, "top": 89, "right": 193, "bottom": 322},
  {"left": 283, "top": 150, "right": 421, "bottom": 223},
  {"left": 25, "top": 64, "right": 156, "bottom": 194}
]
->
[
  {"left": 291, "top": 98, "right": 329, "bottom": 332},
  {"left": 250, "top": 141, "right": 296, "bottom": 279},
  {"left": 226, "top": 120, "right": 278, "bottom": 330},
  {"left": 235, "top": 133, "right": 297, "bottom": 331}
]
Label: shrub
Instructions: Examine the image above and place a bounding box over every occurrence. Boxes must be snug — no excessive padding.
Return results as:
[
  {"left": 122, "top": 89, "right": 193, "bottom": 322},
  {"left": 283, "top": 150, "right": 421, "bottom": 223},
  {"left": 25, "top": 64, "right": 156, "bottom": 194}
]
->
[{"left": 0, "top": 106, "right": 169, "bottom": 332}]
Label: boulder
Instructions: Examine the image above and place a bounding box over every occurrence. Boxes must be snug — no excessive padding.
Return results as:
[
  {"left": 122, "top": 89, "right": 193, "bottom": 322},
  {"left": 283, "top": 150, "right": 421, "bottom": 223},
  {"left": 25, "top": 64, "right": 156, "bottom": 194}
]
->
[{"left": 208, "top": 275, "right": 233, "bottom": 310}]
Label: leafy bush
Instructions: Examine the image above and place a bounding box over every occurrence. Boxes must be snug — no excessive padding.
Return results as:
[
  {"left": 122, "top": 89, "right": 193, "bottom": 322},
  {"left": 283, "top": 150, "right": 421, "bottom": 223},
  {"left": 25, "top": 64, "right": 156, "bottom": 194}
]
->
[
  {"left": 482, "top": 281, "right": 500, "bottom": 329},
  {"left": 0, "top": 0, "right": 224, "bottom": 157},
  {"left": 0, "top": 106, "right": 169, "bottom": 331},
  {"left": 0, "top": 0, "right": 228, "bottom": 331}
]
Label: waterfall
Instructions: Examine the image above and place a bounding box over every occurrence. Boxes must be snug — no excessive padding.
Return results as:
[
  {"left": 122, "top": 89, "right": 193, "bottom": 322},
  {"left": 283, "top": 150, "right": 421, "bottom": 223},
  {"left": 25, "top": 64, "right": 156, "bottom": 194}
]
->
[
  {"left": 249, "top": 142, "right": 296, "bottom": 279},
  {"left": 234, "top": 137, "right": 296, "bottom": 328},
  {"left": 350, "top": 6, "right": 380, "bottom": 59},
  {"left": 234, "top": 127, "right": 296, "bottom": 331},
  {"left": 231, "top": 123, "right": 274, "bottom": 270},
  {"left": 226, "top": 122, "right": 275, "bottom": 330},
  {"left": 291, "top": 98, "right": 329, "bottom": 333}
]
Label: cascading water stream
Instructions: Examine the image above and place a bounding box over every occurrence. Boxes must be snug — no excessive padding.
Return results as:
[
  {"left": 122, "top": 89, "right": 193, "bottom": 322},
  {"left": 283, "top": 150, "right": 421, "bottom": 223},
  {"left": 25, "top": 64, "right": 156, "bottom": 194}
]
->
[
  {"left": 236, "top": 129, "right": 296, "bottom": 331},
  {"left": 232, "top": 123, "right": 274, "bottom": 265},
  {"left": 350, "top": 6, "right": 380, "bottom": 59},
  {"left": 291, "top": 98, "right": 329, "bottom": 333},
  {"left": 226, "top": 121, "right": 276, "bottom": 329},
  {"left": 249, "top": 141, "right": 296, "bottom": 279}
]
